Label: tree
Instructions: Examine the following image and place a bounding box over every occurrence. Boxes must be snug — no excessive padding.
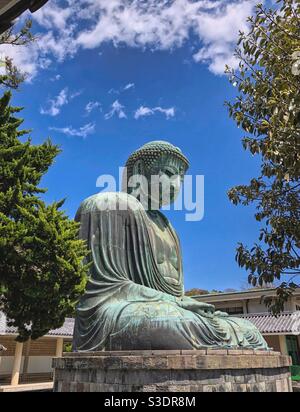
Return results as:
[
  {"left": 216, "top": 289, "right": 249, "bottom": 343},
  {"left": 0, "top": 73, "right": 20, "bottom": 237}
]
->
[
  {"left": 0, "top": 92, "right": 89, "bottom": 341},
  {"left": 185, "top": 288, "right": 209, "bottom": 296},
  {"left": 0, "top": 19, "right": 34, "bottom": 89},
  {"left": 226, "top": 0, "right": 300, "bottom": 313},
  {"left": 0, "top": 18, "right": 89, "bottom": 342}
]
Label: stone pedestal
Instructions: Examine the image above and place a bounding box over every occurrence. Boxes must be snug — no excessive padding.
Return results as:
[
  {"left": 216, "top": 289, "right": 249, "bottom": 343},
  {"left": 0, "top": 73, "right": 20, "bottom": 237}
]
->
[{"left": 52, "top": 349, "right": 292, "bottom": 392}]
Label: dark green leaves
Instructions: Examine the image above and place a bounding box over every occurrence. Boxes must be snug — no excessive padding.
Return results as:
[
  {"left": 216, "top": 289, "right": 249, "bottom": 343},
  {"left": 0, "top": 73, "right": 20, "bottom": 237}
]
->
[
  {"left": 0, "top": 92, "right": 89, "bottom": 341},
  {"left": 227, "top": 0, "right": 300, "bottom": 314}
]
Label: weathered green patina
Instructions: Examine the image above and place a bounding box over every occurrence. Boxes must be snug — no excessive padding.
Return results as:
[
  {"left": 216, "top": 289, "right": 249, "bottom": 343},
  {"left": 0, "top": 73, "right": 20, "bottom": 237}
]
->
[{"left": 72, "top": 141, "right": 268, "bottom": 351}]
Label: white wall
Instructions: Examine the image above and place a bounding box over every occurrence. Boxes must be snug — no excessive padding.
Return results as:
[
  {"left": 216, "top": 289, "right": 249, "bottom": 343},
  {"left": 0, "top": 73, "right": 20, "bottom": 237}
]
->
[
  {"left": 247, "top": 298, "right": 294, "bottom": 313},
  {"left": 0, "top": 356, "right": 24, "bottom": 375},
  {"left": 0, "top": 355, "right": 53, "bottom": 376},
  {"left": 214, "top": 297, "right": 295, "bottom": 314},
  {"left": 27, "top": 357, "right": 53, "bottom": 373}
]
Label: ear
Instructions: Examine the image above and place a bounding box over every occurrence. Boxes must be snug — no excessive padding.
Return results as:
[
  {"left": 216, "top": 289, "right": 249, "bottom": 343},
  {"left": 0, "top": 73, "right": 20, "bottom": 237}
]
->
[
  {"left": 132, "top": 159, "right": 145, "bottom": 176},
  {"left": 124, "top": 159, "right": 147, "bottom": 195}
]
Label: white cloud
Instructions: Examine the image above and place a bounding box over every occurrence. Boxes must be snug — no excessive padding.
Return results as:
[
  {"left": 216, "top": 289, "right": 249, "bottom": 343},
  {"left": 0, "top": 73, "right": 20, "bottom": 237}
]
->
[
  {"left": 192, "top": 1, "right": 255, "bottom": 73},
  {"left": 50, "top": 74, "right": 61, "bottom": 81},
  {"left": 40, "top": 87, "right": 81, "bottom": 116},
  {"left": 155, "top": 107, "right": 175, "bottom": 119},
  {"left": 108, "top": 87, "right": 119, "bottom": 95},
  {"left": 50, "top": 122, "right": 95, "bottom": 138},
  {"left": 1, "top": 0, "right": 257, "bottom": 79},
  {"left": 40, "top": 87, "right": 68, "bottom": 116},
  {"left": 70, "top": 89, "right": 83, "bottom": 99},
  {"left": 134, "top": 106, "right": 154, "bottom": 119},
  {"left": 0, "top": 42, "right": 44, "bottom": 81},
  {"left": 134, "top": 105, "right": 175, "bottom": 119},
  {"left": 104, "top": 100, "right": 127, "bottom": 119},
  {"left": 85, "top": 101, "right": 102, "bottom": 114},
  {"left": 123, "top": 82, "right": 135, "bottom": 91},
  {"left": 75, "top": 0, "right": 256, "bottom": 75},
  {"left": 33, "top": 2, "right": 73, "bottom": 31},
  {"left": 108, "top": 82, "right": 135, "bottom": 95}
]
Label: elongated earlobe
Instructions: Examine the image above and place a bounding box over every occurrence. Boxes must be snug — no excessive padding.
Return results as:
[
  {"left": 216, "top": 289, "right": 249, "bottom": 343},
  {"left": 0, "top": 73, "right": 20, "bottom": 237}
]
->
[{"left": 132, "top": 159, "right": 145, "bottom": 177}]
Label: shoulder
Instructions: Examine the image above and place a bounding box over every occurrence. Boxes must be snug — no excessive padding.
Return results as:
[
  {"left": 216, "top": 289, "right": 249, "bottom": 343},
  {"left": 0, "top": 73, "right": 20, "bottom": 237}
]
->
[{"left": 76, "top": 192, "right": 145, "bottom": 218}]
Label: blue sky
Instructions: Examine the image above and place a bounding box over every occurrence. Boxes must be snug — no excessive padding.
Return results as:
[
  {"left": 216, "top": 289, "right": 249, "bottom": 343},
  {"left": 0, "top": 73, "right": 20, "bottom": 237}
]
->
[{"left": 1, "top": 0, "right": 265, "bottom": 291}]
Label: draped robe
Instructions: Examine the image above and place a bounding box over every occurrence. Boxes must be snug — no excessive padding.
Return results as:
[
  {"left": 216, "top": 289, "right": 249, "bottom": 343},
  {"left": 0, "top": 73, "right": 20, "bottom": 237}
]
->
[{"left": 72, "top": 192, "right": 268, "bottom": 351}]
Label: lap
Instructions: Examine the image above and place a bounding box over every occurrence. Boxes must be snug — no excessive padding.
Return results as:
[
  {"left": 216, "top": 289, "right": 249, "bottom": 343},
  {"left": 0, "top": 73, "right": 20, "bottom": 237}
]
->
[
  {"left": 105, "top": 300, "right": 267, "bottom": 351},
  {"left": 108, "top": 300, "right": 198, "bottom": 350}
]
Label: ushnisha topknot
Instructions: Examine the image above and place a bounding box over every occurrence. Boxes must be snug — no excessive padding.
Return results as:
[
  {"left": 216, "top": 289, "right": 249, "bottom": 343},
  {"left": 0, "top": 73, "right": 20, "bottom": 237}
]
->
[{"left": 124, "top": 140, "right": 189, "bottom": 180}]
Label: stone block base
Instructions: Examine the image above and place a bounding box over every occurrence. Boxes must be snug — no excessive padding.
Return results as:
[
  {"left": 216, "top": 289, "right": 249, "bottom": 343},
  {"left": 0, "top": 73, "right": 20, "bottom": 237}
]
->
[{"left": 52, "top": 349, "right": 292, "bottom": 392}]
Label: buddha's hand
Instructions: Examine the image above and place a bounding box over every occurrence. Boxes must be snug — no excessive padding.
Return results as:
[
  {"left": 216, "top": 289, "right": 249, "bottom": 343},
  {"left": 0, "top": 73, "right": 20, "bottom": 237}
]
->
[
  {"left": 177, "top": 296, "right": 215, "bottom": 318},
  {"left": 214, "top": 310, "right": 229, "bottom": 317}
]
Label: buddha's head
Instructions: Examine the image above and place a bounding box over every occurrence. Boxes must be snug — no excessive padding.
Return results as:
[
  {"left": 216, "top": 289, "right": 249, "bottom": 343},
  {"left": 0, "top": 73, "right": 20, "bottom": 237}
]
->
[{"left": 123, "top": 141, "right": 189, "bottom": 209}]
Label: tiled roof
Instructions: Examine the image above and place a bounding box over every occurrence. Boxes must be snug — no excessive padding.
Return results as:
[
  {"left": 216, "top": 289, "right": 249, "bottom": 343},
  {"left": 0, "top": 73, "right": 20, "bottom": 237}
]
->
[
  {"left": 239, "top": 311, "right": 300, "bottom": 335},
  {"left": 193, "top": 287, "right": 300, "bottom": 301},
  {"left": 0, "top": 312, "right": 75, "bottom": 338},
  {"left": 1, "top": 311, "right": 299, "bottom": 339},
  {"left": 45, "top": 318, "right": 75, "bottom": 337},
  {"left": 0, "top": 0, "right": 49, "bottom": 34}
]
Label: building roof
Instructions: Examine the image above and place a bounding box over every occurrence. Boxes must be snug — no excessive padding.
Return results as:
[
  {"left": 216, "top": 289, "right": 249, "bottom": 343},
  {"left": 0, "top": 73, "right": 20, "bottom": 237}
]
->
[
  {"left": 0, "top": 313, "right": 75, "bottom": 338},
  {"left": 1, "top": 311, "right": 300, "bottom": 339},
  {"left": 193, "top": 287, "right": 300, "bottom": 303},
  {"left": 239, "top": 311, "right": 300, "bottom": 335},
  {"left": 0, "top": 0, "right": 48, "bottom": 33},
  {"left": 44, "top": 317, "right": 75, "bottom": 337}
]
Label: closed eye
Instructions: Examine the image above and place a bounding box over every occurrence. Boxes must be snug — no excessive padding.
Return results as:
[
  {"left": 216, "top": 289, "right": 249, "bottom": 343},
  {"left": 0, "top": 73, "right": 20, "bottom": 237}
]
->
[{"left": 164, "top": 170, "right": 174, "bottom": 178}]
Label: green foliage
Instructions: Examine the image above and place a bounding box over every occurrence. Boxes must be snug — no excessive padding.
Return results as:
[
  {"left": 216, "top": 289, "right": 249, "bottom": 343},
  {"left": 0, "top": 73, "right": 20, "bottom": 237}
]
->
[
  {"left": 0, "top": 20, "right": 34, "bottom": 89},
  {"left": 291, "top": 365, "right": 300, "bottom": 381},
  {"left": 226, "top": 0, "right": 300, "bottom": 314},
  {"left": 185, "top": 288, "right": 225, "bottom": 296},
  {"left": 0, "top": 92, "right": 89, "bottom": 341},
  {"left": 63, "top": 342, "right": 73, "bottom": 353},
  {"left": 292, "top": 376, "right": 300, "bottom": 381},
  {"left": 185, "top": 288, "right": 209, "bottom": 296},
  {"left": 223, "top": 288, "right": 238, "bottom": 293},
  {"left": 210, "top": 289, "right": 223, "bottom": 294}
]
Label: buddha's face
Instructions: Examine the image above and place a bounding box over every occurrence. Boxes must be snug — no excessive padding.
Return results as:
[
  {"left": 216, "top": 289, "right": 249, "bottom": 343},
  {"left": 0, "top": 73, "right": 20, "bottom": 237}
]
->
[{"left": 147, "top": 154, "right": 187, "bottom": 208}]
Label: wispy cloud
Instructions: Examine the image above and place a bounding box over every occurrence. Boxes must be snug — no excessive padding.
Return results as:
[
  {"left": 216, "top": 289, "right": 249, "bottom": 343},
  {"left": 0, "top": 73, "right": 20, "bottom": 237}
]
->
[
  {"left": 154, "top": 107, "right": 175, "bottom": 119},
  {"left": 70, "top": 90, "right": 83, "bottom": 99},
  {"left": 40, "top": 87, "right": 81, "bottom": 116},
  {"left": 50, "top": 123, "right": 95, "bottom": 138},
  {"left": 108, "top": 88, "right": 119, "bottom": 95},
  {"left": 134, "top": 106, "right": 153, "bottom": 119},
  {"left": 108, "top": 82, "right": 135, "bottom": 95},
  {"left": 85, "top": 101, "right": 101, "bottom": 115},
  {"left": 40, "top": 88, "right": 68, "bottom": 116},
  {"left": 123, "top": 82, "right": 135, "bottom": 91},
  {"left": 104, "top": 100, "right": 127, "bottom": 120},
  {"left": 50, "top": 74, "right": 61, "bottom": 81},
  {"left": 134, "top": 105, "right": 175, "bottom": 120}
]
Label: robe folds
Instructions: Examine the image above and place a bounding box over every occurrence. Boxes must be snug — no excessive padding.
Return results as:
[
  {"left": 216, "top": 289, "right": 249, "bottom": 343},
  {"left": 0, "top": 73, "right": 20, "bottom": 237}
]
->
[{"left": 72, "top": 192, "right": 268, "bottom": 351}]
